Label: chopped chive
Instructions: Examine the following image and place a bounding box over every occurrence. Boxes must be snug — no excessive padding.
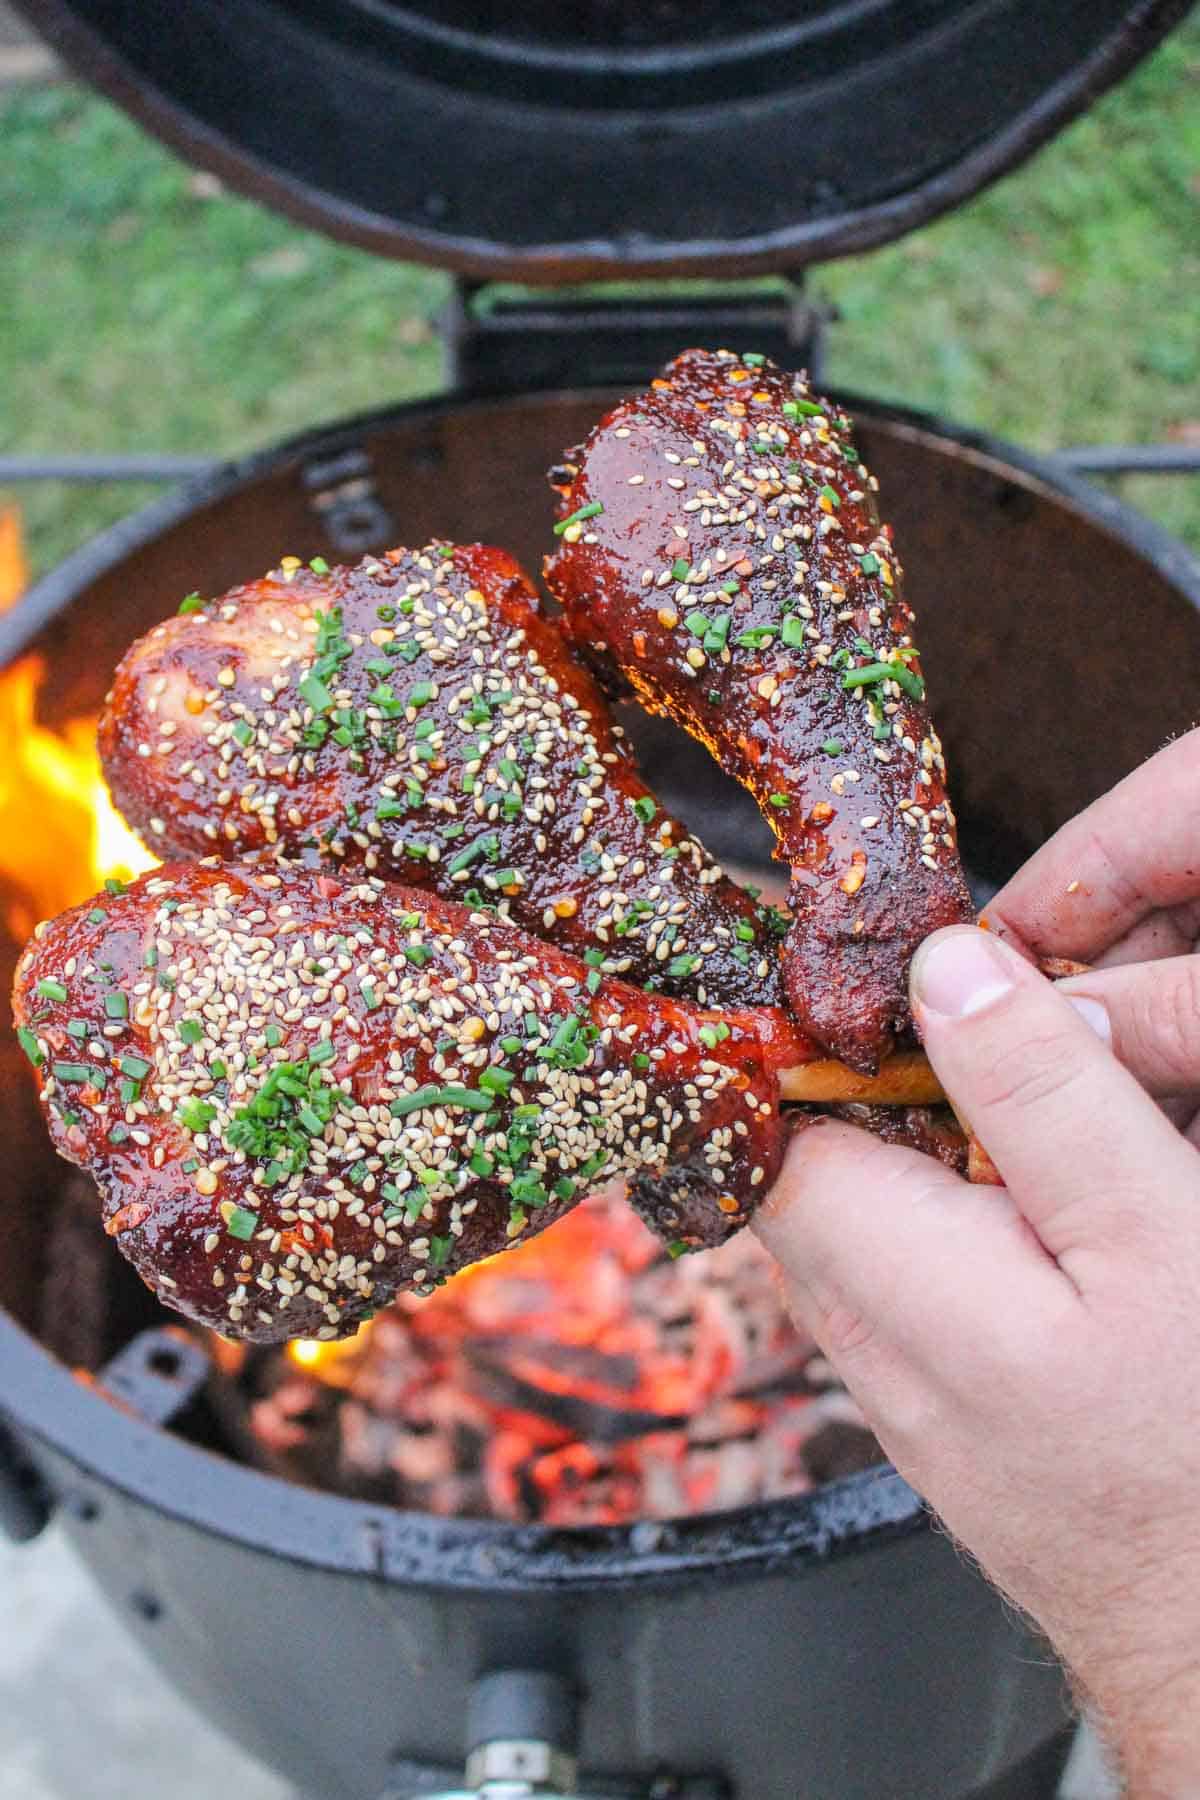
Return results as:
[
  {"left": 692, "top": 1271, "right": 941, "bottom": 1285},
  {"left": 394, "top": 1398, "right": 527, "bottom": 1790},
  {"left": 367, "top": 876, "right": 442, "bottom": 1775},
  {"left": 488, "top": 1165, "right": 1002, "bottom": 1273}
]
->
[
  {"left": 225, "top": 1206, "right": 259, "bottom": 1241},
  {"left": 632, "top": 1052, "right": 650, "bottom": 1070},
  {"left": 299, "top": 672, "right": 333, "bottom": 713},
  {"left": 781, "top": 616, "right": 806, "bottom": 648},
  {"left": 631, "top": 795, "right": 656, "bottom": 825},
  {"left": 586, "top": 968, "right": 601, "bottom": 994},
  {"left": 390, "top": 1085, "right": 439, "bottom": 1118},
  {"left": 66, "top": 1019, "right": 88, "bottom": 1040},
  {"left": 119, "top": 1054, "right": 150, "bottom": 1080},
  {"left": 769, "top": 792, "right": 789, "bottom": 808},
  {"left": 667, "top": 1240, "right": 691, "bottom": 1260},
  {"left": 553, "top": 500, "right": 604, "bottom": 536},
  {"left": 119, "top": 1078, "right": 141, "bottom": 1105},
  {"left": 782, "top": 399, "right": 823, "bottom": 419},
  {"left": 667, "top": 952, "right": 700, "bottom": 979},
  {"left": 819, "top": 485, "right": 840, "bottom": 509},
  {"left": 859, "top": 552, "right": 880, "bottom": 576},
  {"left": 178, "top": 1098, "right": 217, "bottom": 1133},
  {"left": 309, "top": 556, "right": 329, "bottom": 573},
  {"left": 685, "top": 610, "right": 709, "bottom": 637},
  {"left": 408, "top": 682, "right": 435, "bottom": 709},
  {"left": 430, "top": 1235, "right": 452, "bottom": 1268},
  {"left": 479, "top": 1066, "right": 514, "bottom": 1097},
  {"left": 307, "top": 1040, "right": 336, "bottom": 1065},
  {"left": 722, "top": 578, "right": 740, "bottom": 596},
  {"left": 52, "top": 1061, "right": 91, "bottom": 1084},
  {"left": 841, "top": 662, "right": 895, "bottom": 692},
  {"left": 105, "top": 878, "right": 128, "bottom": 896},
  {"left": 109, "top": 1123, "right": 129, "bottom": 1145},
  {"left": 178, "top": 1018, "right": 203, "bottom": 1046},
  {"left": 435, "top": 1086, "right": 492, "bottom": 1112},
  {"left": 699, "top": 1021, "right": 732, "bottom": 1049},
  {"left": 447, "top": 838, "right": 486, "bottom": 875},
  {"left": 742, "top": 352, "right": 765, "bottom": 366},
  {"left": 736, "top": 627, "right": 775, "bottom": 649},
  {"left": 469, "top": 1149, "right": 495, "bottom": 1177},
  {"left": 671, "top": 557, "right": 691, "bottom": 581},
  {"left": 892, "top": 663, "right": 926, "bottom": 702},
  {"left": 178, "top": 591, "right": 205, "bottom": 615},
  {"left": 403, "top": 943, "right": 431, "bottom": 967},
  {"left": 821, "top": 737, "right": 843, "bottom": 756},
  {"left": 17, "top": 1026, "right": 43, "bottom": 1067},
  {"left": 491, "top": 868, "right": 520, "bottom": 888},
  {"left": 702, "top": 615, "right": 730, "bottom": 653},
  {"left": 35, "top": 978, "right": 68, "bottom": 1003},
  {"left": 87, "top": 908, "right": 107, "bottom": 926},
  {"left": 103, "top": 992, "right": 128, "bottom": 1020}
]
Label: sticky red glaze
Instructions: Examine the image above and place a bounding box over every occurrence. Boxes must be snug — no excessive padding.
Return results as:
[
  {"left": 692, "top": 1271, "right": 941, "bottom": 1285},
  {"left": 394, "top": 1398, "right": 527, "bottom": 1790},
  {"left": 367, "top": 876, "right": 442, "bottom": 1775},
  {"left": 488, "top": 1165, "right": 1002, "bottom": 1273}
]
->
[
  {"left": 545, "top": 349, "right": 973, "bottom": 1071},
  {"left": 14, "top": 862, "right": 793, "bottom": 1344},
  {"left": 99, "top": 542, "right": 786, "bottom": 1013}
]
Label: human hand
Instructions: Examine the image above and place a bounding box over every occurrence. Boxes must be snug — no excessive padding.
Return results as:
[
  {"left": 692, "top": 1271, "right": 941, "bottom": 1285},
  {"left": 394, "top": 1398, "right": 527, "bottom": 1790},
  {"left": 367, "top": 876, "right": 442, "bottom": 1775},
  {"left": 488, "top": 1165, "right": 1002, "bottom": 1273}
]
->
[{"left": 755, "top": 730, "right": 1200, "bottom": 1796}]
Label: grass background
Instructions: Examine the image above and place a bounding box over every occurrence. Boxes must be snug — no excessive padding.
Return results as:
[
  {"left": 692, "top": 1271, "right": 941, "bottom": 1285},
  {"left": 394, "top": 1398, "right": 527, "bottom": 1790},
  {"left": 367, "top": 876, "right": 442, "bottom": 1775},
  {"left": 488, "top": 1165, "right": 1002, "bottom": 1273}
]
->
[{"left": 1, "top": 16, "right": 1198, "bottom": 579}]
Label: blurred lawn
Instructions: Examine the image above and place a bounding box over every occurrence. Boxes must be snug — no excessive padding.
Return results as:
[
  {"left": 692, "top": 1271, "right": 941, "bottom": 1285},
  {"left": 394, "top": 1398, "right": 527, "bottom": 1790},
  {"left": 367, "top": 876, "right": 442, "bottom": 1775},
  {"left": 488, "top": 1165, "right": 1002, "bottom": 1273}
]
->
[{"left": 1, "top": 15, "right": 1198, "bottom": 578}]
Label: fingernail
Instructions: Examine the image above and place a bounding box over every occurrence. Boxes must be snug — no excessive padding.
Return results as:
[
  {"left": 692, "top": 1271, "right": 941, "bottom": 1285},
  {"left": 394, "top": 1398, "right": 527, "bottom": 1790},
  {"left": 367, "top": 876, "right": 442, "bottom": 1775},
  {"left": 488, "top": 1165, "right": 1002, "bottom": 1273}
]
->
[
  {"left": 911, "top": 928, "right": 1015, "bottom": 1020},
  {"left": 1065, "top": 993, "right": 1111, "bottom": 1045}
]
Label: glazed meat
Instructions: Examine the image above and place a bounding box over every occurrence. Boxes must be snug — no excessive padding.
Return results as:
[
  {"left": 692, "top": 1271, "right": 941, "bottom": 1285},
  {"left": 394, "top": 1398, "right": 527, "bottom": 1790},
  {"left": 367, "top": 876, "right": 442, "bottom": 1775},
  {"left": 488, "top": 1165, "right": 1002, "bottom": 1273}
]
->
[
  {"left": 99, "top": 542, "right": 785, "bottom": 1012},
  {"left": 545, "top": 348, "right": 973, "bottom": 1071},
  {"left": 13, "top": 862, "right": 794, "bottom": 1344}
]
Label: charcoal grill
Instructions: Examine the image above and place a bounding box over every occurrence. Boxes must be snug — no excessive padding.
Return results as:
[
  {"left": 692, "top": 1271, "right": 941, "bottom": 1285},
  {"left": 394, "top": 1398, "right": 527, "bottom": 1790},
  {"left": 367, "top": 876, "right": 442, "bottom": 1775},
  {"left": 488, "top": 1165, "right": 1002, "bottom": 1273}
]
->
[{"left": 3, "top": 5, "right": 1200, "bottom": 1798}]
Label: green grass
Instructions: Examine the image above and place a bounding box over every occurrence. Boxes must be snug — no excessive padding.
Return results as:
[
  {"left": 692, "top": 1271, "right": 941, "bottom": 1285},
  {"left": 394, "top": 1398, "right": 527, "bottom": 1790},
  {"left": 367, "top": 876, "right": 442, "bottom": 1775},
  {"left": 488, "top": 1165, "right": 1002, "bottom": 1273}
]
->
[{"left": 1, "top": 16, "right": 1198, "bottom": 577}]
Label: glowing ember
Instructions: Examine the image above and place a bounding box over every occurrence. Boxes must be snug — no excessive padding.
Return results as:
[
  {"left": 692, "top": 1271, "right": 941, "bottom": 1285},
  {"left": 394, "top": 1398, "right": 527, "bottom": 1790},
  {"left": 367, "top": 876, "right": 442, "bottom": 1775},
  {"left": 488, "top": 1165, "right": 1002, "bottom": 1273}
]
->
[{"left": 254, "top": 1190, "right": 877, "bottom": 1524}]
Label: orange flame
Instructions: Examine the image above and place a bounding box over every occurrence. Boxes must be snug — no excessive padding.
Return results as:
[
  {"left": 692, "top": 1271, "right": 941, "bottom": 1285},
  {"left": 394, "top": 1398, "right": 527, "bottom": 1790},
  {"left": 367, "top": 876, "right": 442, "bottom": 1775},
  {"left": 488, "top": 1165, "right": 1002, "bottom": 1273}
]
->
[{"left": 0, "top": 654, "right": 157, "bottom": 942}]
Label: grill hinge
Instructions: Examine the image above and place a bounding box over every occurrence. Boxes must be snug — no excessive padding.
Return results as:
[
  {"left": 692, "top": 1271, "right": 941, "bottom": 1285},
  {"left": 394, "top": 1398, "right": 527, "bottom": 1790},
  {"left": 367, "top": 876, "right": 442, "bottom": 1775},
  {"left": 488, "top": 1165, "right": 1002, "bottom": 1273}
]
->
[{"left": 443, "top": 279, "right": 826, "bottom": 397}]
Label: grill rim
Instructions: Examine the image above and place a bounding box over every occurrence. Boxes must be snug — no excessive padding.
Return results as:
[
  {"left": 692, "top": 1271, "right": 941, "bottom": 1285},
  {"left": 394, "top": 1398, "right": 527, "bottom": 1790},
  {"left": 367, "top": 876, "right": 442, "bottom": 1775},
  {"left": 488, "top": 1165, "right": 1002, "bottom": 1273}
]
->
[{"left": 2, "top": 383, "right": 1198, "bottom": 1583}]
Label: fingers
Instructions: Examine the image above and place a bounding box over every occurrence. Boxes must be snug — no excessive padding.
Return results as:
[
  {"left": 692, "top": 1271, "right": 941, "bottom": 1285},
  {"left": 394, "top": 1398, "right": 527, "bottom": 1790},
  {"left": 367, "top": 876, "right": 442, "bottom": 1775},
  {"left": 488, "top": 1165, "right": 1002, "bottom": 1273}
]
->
[
  {"left": 985, "top": 729, "right": 1200, "bottom": 962},
  {"left": 1056, "top": 957, "right": 1200, "bottom": 1097},
  {"left": 911, "top": 926, "right": 1198, "bottom": 1274},
  {"left": 754, "top": 1119, "right": 1069, "bottom": 1406}
]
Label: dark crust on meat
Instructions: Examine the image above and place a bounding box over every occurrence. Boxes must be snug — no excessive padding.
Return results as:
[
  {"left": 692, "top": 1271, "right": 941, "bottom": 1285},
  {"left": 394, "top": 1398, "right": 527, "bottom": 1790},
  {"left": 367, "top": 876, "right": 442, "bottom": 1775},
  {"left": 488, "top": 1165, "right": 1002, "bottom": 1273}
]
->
[
  {"left": 98, "top": 542, "right": 785, "bottom": 1013},
  {"left": 13, "top": 861, "right": 788, "bottom": 1343},
  {"left": 814, "top": 1102, "right": 969, "bottom": 1174},
  {"left": 544, "top": 349, "right": 972, "bottom": 1071}
]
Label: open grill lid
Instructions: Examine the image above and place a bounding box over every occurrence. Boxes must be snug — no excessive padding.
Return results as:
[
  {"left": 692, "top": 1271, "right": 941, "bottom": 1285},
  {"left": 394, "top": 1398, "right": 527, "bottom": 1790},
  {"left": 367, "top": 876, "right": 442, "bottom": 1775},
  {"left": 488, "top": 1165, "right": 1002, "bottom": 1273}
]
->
[{"left": 14, "top": 0, "right": 1193, "bottom": 280}]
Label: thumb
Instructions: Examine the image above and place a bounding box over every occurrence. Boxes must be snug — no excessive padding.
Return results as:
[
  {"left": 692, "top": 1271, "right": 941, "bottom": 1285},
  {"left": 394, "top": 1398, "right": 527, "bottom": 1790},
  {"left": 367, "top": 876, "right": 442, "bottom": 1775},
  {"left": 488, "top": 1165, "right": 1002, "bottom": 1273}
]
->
[{"left": 910, "top": 926, "right": 1197, "bottom": 1277}]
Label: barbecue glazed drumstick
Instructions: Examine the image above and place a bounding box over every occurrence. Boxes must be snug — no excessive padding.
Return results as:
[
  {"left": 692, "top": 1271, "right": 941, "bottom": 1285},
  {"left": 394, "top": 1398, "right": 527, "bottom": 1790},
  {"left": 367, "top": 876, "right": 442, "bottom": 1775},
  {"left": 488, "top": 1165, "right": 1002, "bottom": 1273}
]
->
[
  {"left": 99, "top": 543, "right": 785, "bottom": 1013},
  {"left": 545, "top": 348, "right": 973, "bottom": 1072},
  {"left": 13, "top": 862, "right": 795, "bottom": 1344}
]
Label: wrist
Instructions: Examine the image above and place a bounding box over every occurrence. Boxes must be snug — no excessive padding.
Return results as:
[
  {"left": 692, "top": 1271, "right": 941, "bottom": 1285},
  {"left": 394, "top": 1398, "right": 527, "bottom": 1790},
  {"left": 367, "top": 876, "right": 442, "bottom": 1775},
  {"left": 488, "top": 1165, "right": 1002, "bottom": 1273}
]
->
[{"left": 1086, "top": 1661, "right": 1200, "bottom": 1798}]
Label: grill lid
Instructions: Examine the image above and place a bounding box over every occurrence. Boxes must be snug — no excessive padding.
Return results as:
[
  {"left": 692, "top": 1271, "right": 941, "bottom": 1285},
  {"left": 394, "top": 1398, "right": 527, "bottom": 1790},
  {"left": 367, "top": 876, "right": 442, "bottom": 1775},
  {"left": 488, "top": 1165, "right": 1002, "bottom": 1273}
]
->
[{"left": 16, "top": 0, "right": 1192, "bottom": 279}]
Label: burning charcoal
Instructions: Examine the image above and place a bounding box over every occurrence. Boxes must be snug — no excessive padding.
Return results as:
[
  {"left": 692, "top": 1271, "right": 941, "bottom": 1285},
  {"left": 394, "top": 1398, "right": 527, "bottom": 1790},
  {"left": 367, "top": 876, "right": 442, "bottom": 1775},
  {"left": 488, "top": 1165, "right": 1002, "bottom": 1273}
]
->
[{"left": 243, "top": 1192, "right": 860, "bottom": 1526}]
